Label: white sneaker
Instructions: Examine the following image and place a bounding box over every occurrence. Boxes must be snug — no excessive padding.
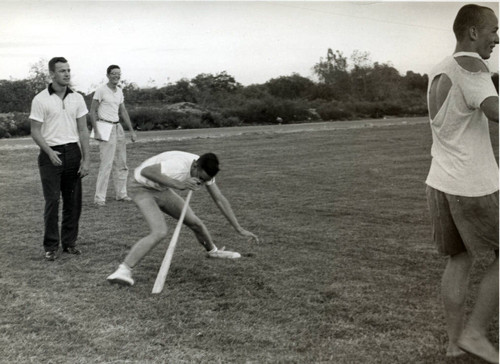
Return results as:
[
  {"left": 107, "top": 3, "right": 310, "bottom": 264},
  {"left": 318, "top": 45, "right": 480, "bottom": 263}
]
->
[
  {"left": 207, "top": 247, "right": 241, "bottom": 259},
  {"left": 107, "top": 264, "right": 134, "bottom": 286}
]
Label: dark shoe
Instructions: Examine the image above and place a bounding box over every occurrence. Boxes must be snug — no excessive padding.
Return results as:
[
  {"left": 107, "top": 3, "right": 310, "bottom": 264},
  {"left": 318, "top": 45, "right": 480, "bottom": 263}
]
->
[
  {"left": 116, "top": 196, "right": 132, "bottom": 202},
  {"left": 63, "top": 247, "right": 81, "bottom": 255},
  {"left": 45, "top": 251, "right": 56, "bottom": 261}
]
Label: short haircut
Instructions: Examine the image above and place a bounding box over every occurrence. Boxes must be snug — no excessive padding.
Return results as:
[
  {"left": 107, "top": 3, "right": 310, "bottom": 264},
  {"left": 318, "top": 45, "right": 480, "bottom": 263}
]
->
[
  {"left": 107, "top": 65, "right": 120, "bottom": 74},
  {"left": 198, "top": 153, "right": 220, "bottom": 177},
  {"left": 453, "top": 4, "right": 495, "bottom": 41},
  {"left": 48, "top": 57, "right": 68, "bottom": 72}
]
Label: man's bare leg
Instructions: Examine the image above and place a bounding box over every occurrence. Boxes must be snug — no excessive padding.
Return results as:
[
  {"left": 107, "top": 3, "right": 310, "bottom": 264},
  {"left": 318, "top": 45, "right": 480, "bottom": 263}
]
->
[
  {"left": 124, "top": 191, "right": 169, "bottom": 268},
  {"left": 441, "top": 252, "right": 472, "bottom": 357},
  {"left": 458, "top": 256, "right": 499, "bottom": 364},
  {"left": 155, "top": 189, "right": 216, "bottom": 252}
]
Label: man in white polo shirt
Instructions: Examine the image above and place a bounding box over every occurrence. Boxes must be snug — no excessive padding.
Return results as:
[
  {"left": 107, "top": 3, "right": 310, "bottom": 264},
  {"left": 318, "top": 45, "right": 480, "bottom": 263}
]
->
[
  {"left": 30, "top": 57, "right": 90, "bottom": 261},
  {"left": 89, "top": 65, "right": 136, "bottom": 207},
  {"left": 426, "top": 4, "right": 499, "bottom": 363},
  {"left": 107, "top": 151, "right": 259, "bottom": 286}
]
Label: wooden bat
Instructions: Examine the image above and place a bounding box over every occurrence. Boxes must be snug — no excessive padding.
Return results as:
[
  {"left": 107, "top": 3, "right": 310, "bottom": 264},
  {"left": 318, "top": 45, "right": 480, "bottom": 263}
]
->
[{"left": 152, "top": 190, "right": 193, "bottom": 294}]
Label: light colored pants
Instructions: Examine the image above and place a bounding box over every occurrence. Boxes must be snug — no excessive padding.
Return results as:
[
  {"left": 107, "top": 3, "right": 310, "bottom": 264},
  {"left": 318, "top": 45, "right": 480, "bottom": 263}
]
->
[{"left": 94, "top": 123, "right": 129, "bottom": 203}]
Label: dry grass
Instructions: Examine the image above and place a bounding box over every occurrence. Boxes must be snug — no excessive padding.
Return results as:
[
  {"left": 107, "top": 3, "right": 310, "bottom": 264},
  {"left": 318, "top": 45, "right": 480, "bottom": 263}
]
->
[{"left": 0, "top": 121, "right": 497, "bottom": 363}]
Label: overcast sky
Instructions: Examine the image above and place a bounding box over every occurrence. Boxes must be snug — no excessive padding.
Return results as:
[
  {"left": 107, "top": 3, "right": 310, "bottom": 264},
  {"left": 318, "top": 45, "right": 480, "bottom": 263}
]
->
[{"left": 1, "top": 1, "right": 498, "bottom": 93}]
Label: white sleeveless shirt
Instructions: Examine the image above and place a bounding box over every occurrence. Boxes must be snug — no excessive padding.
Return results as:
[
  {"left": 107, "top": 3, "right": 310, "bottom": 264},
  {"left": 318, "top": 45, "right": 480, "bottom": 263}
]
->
[{"left": 426, "top": 52, "right": 498, "bottom": 197}]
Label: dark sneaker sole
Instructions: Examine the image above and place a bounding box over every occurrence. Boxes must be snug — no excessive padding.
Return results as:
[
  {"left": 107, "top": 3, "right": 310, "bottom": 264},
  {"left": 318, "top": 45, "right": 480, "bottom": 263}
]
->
[{"left": 63, "top": 250, "right": 81, "bottom": 255}]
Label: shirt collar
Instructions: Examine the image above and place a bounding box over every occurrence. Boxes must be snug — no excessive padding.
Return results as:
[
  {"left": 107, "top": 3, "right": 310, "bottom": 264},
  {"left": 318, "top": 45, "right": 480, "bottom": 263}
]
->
[
  {"left": 48, "top": 83, "right": 74, "bottom": 99},
  {"left": 453, "top": 51, "right": 482, "bottom": 59},
  {"left": 453, "top": 51, "right": 490, "bottom": 71}
]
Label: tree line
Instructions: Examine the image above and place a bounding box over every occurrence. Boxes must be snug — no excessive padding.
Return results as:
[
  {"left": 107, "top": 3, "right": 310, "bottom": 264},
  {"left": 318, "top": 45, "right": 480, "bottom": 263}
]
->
[
  {"left": 115, "top": 49, "right": 429, "bottom": 120},
  {"left": 0, "top": 49, "right": 432, "bottom": 137}
]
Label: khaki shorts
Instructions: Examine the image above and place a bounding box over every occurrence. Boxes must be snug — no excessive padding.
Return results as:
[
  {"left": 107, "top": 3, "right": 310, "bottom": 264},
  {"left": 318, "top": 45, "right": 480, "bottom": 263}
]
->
[{"left": 426, "top": 186, "right": 499, "bottom": 256}]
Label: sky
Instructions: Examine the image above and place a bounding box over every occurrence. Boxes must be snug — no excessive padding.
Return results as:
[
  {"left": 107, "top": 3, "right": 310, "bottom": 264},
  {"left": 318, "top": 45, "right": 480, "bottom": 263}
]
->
[{"left": 0, "top": 1, "right": 499, "bottom": 94}]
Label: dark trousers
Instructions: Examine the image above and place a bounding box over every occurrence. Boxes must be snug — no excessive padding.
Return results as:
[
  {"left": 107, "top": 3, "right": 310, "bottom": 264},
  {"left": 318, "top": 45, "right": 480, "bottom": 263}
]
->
[{"left": 38, "top": 143, "right": 82, "bottom": 252}]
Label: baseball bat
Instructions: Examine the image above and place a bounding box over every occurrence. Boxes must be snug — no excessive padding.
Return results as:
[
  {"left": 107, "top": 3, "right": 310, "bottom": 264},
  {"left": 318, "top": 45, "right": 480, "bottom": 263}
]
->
[{"left": 152, "top": 190, "right": 193, "bottom": 294}]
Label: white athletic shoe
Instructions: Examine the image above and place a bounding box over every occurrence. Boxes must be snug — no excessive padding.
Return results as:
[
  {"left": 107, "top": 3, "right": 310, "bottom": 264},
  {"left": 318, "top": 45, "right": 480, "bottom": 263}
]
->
[
  {"left": 207, "top": 247, "right": 241, "bottom": 259},
  {"left": 107, "top": 263, "right": 134, "bottom": 286}
]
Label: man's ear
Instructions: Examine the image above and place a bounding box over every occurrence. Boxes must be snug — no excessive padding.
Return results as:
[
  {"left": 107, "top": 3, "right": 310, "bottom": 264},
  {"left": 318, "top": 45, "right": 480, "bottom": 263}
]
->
[
  {"left": 190, "top": 160, "right": 197, "bottom": 175},
  {"left": 469, "top": 25, "right": 479, "bottom": 40}
]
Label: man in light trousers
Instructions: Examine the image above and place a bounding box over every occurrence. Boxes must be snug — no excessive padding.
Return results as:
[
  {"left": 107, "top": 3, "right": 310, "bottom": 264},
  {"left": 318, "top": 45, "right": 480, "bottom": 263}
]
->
[{"left": 90, "top": 65, "right": 137, "bottom": 207}]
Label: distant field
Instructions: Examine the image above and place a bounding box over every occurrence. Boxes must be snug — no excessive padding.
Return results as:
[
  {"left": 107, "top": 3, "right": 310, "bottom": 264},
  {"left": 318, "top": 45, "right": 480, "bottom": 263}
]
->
[{"left": 0, "top": 121, "right": 497, "bottom": 363}]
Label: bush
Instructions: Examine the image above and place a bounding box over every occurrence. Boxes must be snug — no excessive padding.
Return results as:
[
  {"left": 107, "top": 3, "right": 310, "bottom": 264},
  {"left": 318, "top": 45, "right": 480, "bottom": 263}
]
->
[
  {"left": 316, "top": 102, "right": 353, "bottom": 121},
  {"left": 176, "top": 114, "right": 205, "bottom": 129},
  {"left": 129, "top": 108, "right": 166, "bottom": 131},
  {"left": 129, "top": 107, "right": 216, "bottom": 130},
  {"left": 203, "top": 111, "right": 243, "bottom": 128},
  {"left": 405, "top": 104, "right": 428, "bottom": 116},
  {"left": 227, "top": 96, "right": 312, "bottom": 124},
  {"left": 13, "top": 112, "right": 31, "bottom": 135},
  {"left": 316, "top": 99, "right": 426, "bottom": 121},
  {"left": 0, "top": 80, "right": 35, "bottom": 113},
  {"left": 350, "top": 101, "right": 382, "bottom": 119},
  {"left": 223, "top": 116, "right": 243, "bottom": 127},
  {"left": 0, "top": 112, "right": 31, "bottom": 138},
  {"left": 379, "top": 101, "right": 403, "bottom": 116},
  {"left": 0, "top": 124, "right": 9, "bottom": 138},
  {"left": 398, "top": 91, "right": 427, "bottom": 116}
]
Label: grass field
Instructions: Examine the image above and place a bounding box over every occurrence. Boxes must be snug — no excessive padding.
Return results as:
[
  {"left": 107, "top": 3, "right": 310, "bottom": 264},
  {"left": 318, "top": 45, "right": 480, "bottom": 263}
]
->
[{"left": 0, "top": 121, "right": 498, "bottom": 364}]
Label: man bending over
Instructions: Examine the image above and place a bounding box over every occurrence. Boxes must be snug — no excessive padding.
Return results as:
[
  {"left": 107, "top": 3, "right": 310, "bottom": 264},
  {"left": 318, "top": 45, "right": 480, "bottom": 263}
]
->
[{"left": 107, "top": 151, "right": 259, "bottom": 286}]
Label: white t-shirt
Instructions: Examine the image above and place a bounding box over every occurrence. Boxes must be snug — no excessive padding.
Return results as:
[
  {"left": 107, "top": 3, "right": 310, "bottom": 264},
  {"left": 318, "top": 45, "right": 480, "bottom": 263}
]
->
[
  {"left": 93, "top": 84, "right": 124, "bottom": 122},
  {"left": 29, "top": 85, "right": 88, "bottom": 146},
  {"left": 426, "top": 52, "right": 498, "bottom": 197},
  {"left": 134, "top": 151, "right": 215, "bottom": 191}
]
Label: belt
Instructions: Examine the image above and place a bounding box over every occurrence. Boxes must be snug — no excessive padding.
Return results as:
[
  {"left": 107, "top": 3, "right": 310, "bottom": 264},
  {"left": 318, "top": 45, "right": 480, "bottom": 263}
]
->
[
  {"left": 51, "top": 142, "right": 78, "bottom": 149},
  {"left": 99, "top": 119, "right": 120, "bottom": 124}
]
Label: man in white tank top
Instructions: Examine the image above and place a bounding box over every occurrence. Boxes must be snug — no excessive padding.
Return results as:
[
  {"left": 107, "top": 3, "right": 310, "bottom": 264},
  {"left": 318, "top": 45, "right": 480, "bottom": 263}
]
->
[{"left": 426, "top": 4, "right": 499, "bottom": 363}]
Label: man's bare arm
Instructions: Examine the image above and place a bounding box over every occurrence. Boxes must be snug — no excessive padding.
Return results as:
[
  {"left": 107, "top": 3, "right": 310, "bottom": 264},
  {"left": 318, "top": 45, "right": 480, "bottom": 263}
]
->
[
  {"left": 141, "top": 164, "right": 200, "bottom": 190},
  {"left": 429, "top": 74, "right": 452, "bottom": 120},
  {"left": 119, "top": 103, "right": 137, "bottom": 141},
  {"left": 481, "top": 96, "right": 499, "bottom": 123},
  {"left": 30, "top": 120, "right": 62, "bottom": 166},
  {"left": 89, "top": 99, "right": 102, "bottom": 140},
  {"left": 76, "top": 115, "right": 90, "bottom": 176},
  {"left": 206, "top": 183, "right": 259, "bottom": 242}
]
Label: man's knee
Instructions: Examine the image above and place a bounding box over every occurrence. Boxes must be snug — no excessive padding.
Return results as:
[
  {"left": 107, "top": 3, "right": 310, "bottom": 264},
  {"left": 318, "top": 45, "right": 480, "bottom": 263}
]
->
[
  {"left": 133, "top": 191, "right": 168, "bottom": 239},
  {"left": 44, "top": 195, "right": 60, "bottom": 206},
  {"left": 150, "top": 227, "right": 168, "bottom": 241},
  {"left": 133, "top": 191, "right": 153, "bottom": 204}
]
